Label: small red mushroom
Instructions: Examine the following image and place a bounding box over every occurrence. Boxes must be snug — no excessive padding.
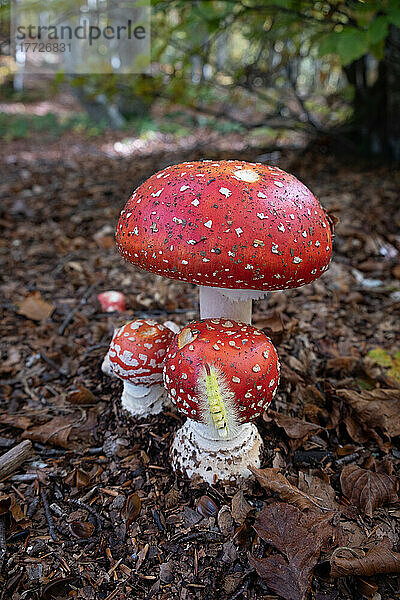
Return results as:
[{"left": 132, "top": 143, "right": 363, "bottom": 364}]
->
[
  {"left": 108, "top": 319, "right": 174, "bottom": 418},
  {"left": 116, "top": 160, "right": 333, "bottom": 323},
  {"left": 98, "top": 291, "right": 126, "bottom": 313},
  {"left": 163, "top": 318, "right": 280, "bottom": 483}
]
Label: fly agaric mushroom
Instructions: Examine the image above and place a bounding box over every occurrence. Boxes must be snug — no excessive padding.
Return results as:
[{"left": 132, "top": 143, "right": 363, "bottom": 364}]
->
[
  {"left": 116, "top": 160, "right": 333, "bottom": 324},
  {"left": 163, "top": 318, "right": 280, "bottom": 483},
  {"left": 101, "top": 320, "right": 180, "bottom": 378},
  {"left": 108, "top": 319, "right": 174, "bottom": 418},
  {"left": 98, "top": 291, "right": 126, "bottom": 313}
]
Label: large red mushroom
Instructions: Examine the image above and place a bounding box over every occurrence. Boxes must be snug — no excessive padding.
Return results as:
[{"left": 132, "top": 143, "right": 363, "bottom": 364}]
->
[
  {"left": 116, "top": 160, "right": 333, "bottom": 323},
  {"left": 108, "top": 319, "right": 174, "bottom": 418},
  {"left": 163, "top": 318, "right": 280, "bottom": 483}
]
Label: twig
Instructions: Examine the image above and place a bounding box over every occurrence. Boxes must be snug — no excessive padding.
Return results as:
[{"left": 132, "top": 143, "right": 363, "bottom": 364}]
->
[
  {"left": 41, "top": 489, "right": 57, "bottom": 541},
  {"left": 172, "top": 530, "right": 224, "bottom": 543},
  {"left": 27, "top": 497, "right": 40, "bottom": 518},
  {"left": 63, "top": 536, "right": 100, "bottom": 548},
  {"left": 67, "top": 499, "right": 103, "bottom": 531},
  {"left": 335, "top": 451, "right": 362, "bottom": 467},
  {"left": 0, "top": 440, "right": 32, "bottom": 479},
  {"left": 39, "top": 352, "right": 68, "bottom": 376},
  {"left": 0, "top": 517, "right": 6, "bottom": 571}
]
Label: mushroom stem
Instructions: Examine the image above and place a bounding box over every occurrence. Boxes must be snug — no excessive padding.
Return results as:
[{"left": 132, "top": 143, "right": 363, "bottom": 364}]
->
[
  {"left": 199, "top": 287, "right": 252, "bottom": 323},
  {"left": 199, "top": 286, "right": 269, "bottom": 324},
  {"left": 171, "top": 419, "right": 263, "bottom": 484},
  {"left": 121, "top": 381, "right": 169, "bottom": 419}
]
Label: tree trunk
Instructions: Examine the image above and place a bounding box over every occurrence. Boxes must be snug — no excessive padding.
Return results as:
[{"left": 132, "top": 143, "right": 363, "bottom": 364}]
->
[{"left": 345, "top": 25, "right": 400, "bottom": 160}]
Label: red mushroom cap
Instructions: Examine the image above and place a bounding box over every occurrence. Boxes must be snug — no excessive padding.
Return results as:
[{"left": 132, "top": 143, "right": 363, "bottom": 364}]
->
[
  {"left": 109, "top": 319, "right": 174, "bottom": 385},
  {"left": 116, "top": 160, "right": 332, "bottom": 291},
  {"left": 163, "top": 318, "right": 280, "bottom": 432},
  {"left": 98, "top": 291, "right": 126, "bottom": 313}
]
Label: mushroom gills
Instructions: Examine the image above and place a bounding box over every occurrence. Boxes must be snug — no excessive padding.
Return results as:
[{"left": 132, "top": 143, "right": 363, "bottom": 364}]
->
[{"left": 204, "top": 364, "right": 229, "bottom": 439}]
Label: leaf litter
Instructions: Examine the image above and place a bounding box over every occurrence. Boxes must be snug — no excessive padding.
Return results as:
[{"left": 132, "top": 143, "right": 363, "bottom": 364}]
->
[{"left": 0, "top": 134, "right": 399, "bottom": 599}]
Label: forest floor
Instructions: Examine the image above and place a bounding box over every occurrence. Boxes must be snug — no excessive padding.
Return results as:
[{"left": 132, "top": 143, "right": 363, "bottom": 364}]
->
[{"left": 0, "top": 126, "right": 400, "bottom": 600}]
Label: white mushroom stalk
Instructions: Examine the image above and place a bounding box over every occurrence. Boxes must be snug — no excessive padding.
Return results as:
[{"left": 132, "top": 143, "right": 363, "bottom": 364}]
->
[
  {"left": 199, "top": 287, "right": 269, "bottom": 324},
  {"left": 171, "top": 420, "right": 262, "bottom": 485},
  {"left": 121, "top": 381, "right": 167, "bottom": 418},
  {"left": 107, "top": 319, "right": 175, "bottom": 419},
  {"left": 164, "top": 319, "right": 280, "bottom": 484}
]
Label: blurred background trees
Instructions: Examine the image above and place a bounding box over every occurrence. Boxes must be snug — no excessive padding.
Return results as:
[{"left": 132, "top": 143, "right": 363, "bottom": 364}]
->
[{"left": 1, "top": 0, "right": 399, "bottom": 158}]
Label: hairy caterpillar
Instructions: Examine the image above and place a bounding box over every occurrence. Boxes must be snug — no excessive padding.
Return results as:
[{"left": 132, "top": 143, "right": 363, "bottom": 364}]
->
[
  {"left": 204, "top": 363, "right": 229, "bottom": 438},
  {"left": 198, "top": 364, "right": 239, "bottom": 439}
]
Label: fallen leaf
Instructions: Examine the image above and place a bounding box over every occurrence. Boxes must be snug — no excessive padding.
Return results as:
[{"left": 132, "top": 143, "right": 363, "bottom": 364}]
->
[
  {"left": 17, "top": 291, "right": 54, "bottom": 321},
  {"left": 256, "top": 312, "right": 284, "bottom": 333},
  {"left": 231, "top": 491, "right": 253, "bottom": 524},
  {"left": 331, "top": 542, "right": 400, "bottom": 577},
  {"left": 298, "top": 473, "right": 340, "bottom": 511},
  {"left": 0, "top": 494, "right": 26, "bottom": 523},
  {"left": 164, "top": 485, "right": 181, "bottom": 509},
  {"left": 67, "top": 386, "right": 97, "bottom": 405},
  {"left": 250, "top": 466, "right": 328, "bottom": 511},
  {"left": 0, "top": 414, "right": 32, "bottom": 430},
  {"left": 217, "top": 505, "right": 234, "bottom": 536},
  {"left": 326, "top": 356, "right": 358, "bottom": 374},
  {"left": 340, "top": 464, "right": 398, "bottom": 517},
  {"left": 42, "top": 577, "right": 77, "bottom": 600},
  {"left": 64, "top": 468, "right": 91, "bottom": 489},
  {"left": 250, "top": 503, "right": 335, "bottom": 600},
  {"left": 337, "top": 388, "right": 400, "bottom": 447},
  {"left": 266, "top": 410, "right": 323, "bottom": 450},
  {"left": 22, "top": 415, "right": 74, "bottom": 448},
  {"left": 123, "top": 492, "right": 142, "bottom": 527},
  {"left": 69, "top": 521, "right": 95, "bottom": 539}
]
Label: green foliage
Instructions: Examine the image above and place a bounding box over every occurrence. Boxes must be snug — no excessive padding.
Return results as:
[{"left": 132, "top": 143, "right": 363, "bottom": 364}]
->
[
  {"left": 2, "top": 0, "right": 398, "bottom": 139},
  {"left": 0, "top": 112, "right": 108, "bottom": 141},
  {"left": 367, "top": 348, "right": 400, "bottom": 383},
  {"left": 317, "top": 1, "right": 400, "bottom": 65}
]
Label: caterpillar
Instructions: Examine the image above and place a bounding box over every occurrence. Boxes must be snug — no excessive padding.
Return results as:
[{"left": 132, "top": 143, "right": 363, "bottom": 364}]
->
[{"left": 204, "top": 363, "right": 229, "bottom": 438}]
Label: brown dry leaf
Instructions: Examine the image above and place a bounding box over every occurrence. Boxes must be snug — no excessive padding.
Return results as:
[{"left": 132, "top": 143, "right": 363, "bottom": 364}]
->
[
  {"left": 17, "top": 291, "right": 54, "bottom": 321},
  {"left": 164, "top": 485, "right": 181, "bottom": 510},
  {"left": 250, "top": 503, "right": 335, "bottom": 600},
  {"left": 0, "top": 414, "right": 32, "bottom": 430},
  {"left": 337, "top": 388, "right": 400, "bottom": 447},
  {"left": 256, "top": 312, "right": 284, "bottom": 333},
  {"left": 266, "top": 410, "right": 323, "bottom": 450},
  {"left": 67, "top": 386, "right": 97, "bottom": 405},
  {"left": 326, "top": 356, "right": 358, "bottom": 374},
  {"left": 298, "top": 473, "right": 340, "bottom": 511},
  {"left": 22, "top": 415, "right": 74, "bottom": 448},
  {"left": 218, "top": 506, "right": 234, "bottom": 537},
  {"left": 250, "top": 466, "right": 327, "bottom": 511},
  {"left": 331, "top": 542, "right": 400, "bottom": 577},
  {"left": 231, "top": 491, "right": 253, "bottom": 524},
  {"left": 123, "top": 492, "right": 142, "bottom": 527},
  {"left": 42, "top": 578, "right": 76, "bottom": 600},
  {"left": 69, "top": 520, "right": 95, "bottom": 539},
  {"left": 0, "top": 494, "right": 27, "bottom": 526},
  {"left": 280, "top": 363, "right": 305, "bottom": 385},
  {"left": 340, "top": 464, "right": 398, "bottom": 517},
  {"left": 64, "top": 468, "right": 91, "bottom": 489}
]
